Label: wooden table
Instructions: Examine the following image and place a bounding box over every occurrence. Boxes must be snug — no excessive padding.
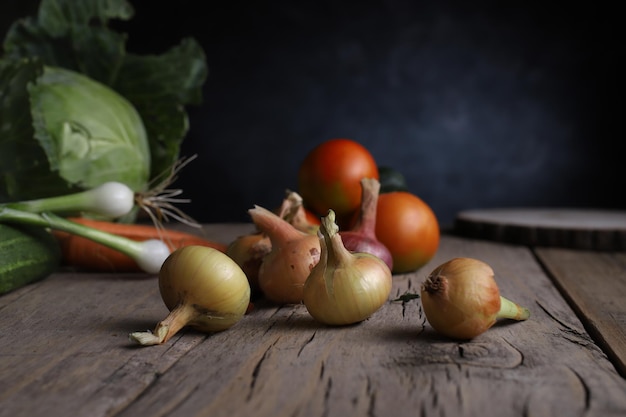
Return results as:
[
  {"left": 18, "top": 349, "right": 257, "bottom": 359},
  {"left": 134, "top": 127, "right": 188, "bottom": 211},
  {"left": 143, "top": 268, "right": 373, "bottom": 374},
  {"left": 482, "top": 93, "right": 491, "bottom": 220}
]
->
[{"left": 1, "top": 223, "right": 625, "bottom": 417}]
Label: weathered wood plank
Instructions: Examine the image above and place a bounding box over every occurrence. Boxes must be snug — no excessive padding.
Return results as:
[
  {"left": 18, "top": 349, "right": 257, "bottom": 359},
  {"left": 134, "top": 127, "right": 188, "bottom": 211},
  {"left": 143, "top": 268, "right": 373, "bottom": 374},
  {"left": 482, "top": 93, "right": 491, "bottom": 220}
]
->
[
  {"left": 1, "top": 229, "right": 625, "bottom": 417},
  {"left": 110, "top": 238, "right": 626, "bottom": 416},
  {"left": 112, "top": 236, "right": 626, "bottom": 417},
  {"left": 0, "top": 272, "right": 184, "bottom": 417},
  {"left": 535, "top": 248, "right": 626, "bottom": 378},
  {"left": 455, "top": 208, "right": 626, "bottom": 251}
]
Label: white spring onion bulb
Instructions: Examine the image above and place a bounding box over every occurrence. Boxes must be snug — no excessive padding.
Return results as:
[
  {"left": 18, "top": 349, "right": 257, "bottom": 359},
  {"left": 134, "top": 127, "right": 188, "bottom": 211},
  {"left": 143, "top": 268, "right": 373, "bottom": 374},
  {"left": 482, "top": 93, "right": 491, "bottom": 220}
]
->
[
  {"left": 134, "top": 239, "right": 172, "bottom": 274},
  {"left": 0, "top": 207, "right": 169, "bottom": 274},
  {"left": 303, "top": 209, "right": 392, "bottom": 325},
  {"left": 2, "top": 181, "right": 135, "bottom": 218},
  {"left": 79, "top": 181, "right": 135, "bottom": 217}
]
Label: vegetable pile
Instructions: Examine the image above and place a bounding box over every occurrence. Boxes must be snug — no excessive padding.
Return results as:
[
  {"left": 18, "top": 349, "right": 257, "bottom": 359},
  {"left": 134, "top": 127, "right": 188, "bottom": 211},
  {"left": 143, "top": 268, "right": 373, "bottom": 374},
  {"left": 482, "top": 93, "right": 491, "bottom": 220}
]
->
[
  {"left": 297, "top": 138, "right": 440, "bottom": 274},
  {"left": 0, "top": 0, "right": 207, "bottom": 209},
  {"left": 209, "top": 137, "right": 528, "bottom": 343},
  {"left": 303, "top": 209, "right": 392, "bottom": 325},
  {"left": 0, "top": 0, "right": 531, "bottom": 347},
  {"left": 0, "top": 0, "right": 218, "bottom": 289}
]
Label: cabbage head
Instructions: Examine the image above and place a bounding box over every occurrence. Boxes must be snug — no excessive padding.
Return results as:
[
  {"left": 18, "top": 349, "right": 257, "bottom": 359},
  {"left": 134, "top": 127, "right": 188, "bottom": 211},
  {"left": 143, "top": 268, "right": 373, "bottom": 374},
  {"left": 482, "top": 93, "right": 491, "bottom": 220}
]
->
[
  {"left": 29, "top": 66, "right": 150, "bottom": 193},
  {"left": 0, "top": 0, "right": 207, "bottom": 204}
]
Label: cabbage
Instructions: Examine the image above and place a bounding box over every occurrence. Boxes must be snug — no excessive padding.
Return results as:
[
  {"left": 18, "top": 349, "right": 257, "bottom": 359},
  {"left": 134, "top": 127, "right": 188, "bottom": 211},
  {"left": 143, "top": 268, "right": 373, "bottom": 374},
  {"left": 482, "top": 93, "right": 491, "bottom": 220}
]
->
[
  {"left": 0, "top": 0, "right": 207, "bottom": 203},
  {"left": 29, "top": 66, "right": 150, "bottom": 193}
]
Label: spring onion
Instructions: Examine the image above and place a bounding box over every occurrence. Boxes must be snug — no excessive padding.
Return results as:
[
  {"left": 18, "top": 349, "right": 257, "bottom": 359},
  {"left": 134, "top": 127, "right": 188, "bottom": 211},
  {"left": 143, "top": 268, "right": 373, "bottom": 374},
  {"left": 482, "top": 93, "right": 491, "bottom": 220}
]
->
[
  {"left": 0, "top": 207, "right": 169, "bottom": 274},
  {"left": 2, "top": 182, "right": 135, "bottom": 219}
]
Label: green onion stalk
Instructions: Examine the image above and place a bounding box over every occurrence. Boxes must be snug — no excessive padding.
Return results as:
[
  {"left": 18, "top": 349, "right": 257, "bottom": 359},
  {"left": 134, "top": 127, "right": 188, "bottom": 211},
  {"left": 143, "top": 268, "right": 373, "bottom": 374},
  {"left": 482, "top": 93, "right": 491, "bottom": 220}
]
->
[
  {"left": 1, "top": 182, "right": 135, "bottom": 219},
  {"left": 0, "top": 207, "right": 169, "bottom": 273}
]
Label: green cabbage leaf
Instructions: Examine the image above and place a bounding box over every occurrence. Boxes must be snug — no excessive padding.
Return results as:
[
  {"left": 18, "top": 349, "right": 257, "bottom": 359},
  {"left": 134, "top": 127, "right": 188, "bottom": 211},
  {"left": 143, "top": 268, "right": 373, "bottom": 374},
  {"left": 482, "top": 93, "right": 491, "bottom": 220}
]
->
[{"left": 0, "top": 0, "right": 208, "bottom": 202}]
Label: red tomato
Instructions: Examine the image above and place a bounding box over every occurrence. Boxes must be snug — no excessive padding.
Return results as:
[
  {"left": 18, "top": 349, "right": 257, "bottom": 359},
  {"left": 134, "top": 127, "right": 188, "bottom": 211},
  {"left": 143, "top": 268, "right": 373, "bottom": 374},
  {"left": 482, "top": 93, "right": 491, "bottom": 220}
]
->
[
  {"left": 298, "top": 138, "right": 379, "bottom": 221},
  {"left": 375, "top": 191, "right": 440, "bottom": 274},
  {"left": 304, "top": 208, "right": 321, "bottom": 225}
]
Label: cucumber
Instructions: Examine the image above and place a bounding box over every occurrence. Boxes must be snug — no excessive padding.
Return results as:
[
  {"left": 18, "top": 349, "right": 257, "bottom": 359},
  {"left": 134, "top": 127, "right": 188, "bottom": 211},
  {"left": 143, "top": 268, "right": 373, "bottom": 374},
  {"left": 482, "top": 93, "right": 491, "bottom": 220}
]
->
[{"left": 0, "top": 223, "right": 61, "bottom": 295}]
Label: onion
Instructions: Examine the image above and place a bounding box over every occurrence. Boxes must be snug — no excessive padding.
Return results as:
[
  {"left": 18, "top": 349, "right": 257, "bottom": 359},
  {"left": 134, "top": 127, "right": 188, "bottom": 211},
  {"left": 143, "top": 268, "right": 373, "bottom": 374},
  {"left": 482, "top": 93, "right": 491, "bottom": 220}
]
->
[
  {"left": 0, "top": 207, "right": 170, "bottom": 273},
  {"left": 3, "top": 181, "right": 135, "bottom": 218},
  {"left": 281, "top": 190, "right": 320, "bottom": 235},
  {"left": 226, "top": 232, "right": 270, "bottom": 295},
  {"left": 303, "top": 209, "right": 392, "bottom": 325},
  {"left": 129, "top": 246, "right": 251, "bottom": 346},
  {"left": 248, "top": 204, "right": 321, "bottom": 304},
  {"left": 420, "top": 257, "right": 530, "bottom": 339},
  {"left": 339, "top": 178, "right": 393, "bottom": 270},
  {"left": 226, "top": 191, "right": 314, "bottom": 294}
]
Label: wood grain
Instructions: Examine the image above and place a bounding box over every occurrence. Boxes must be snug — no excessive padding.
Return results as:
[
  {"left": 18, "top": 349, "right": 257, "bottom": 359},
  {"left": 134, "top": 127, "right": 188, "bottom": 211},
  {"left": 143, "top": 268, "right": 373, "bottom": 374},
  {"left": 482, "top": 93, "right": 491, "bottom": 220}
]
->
[
  {"left": 454, "top": 208, "right": 626, "bottom": 251},
  {"left": 535, "top": 248, "right": 626, "bottom": 377},
  {"left": 1, "top": 227, "right": 625, "bottom": 417}
]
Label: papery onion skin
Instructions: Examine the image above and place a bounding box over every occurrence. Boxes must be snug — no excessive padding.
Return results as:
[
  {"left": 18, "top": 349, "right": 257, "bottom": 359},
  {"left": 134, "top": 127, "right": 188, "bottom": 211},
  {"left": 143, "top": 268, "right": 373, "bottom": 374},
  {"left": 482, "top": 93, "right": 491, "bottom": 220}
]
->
[
  {"left": 289, "top": 203, "right": 320, "bottom": 235},
  {"left": 340, "top": 178, "right": 393, "bottom": 270},
  {"left": 129, "top": 246, "right": 251, "bottom": 346},
  {"left": 160, "top": 246, "right": 251, "bottom": 332},
  {"left": 249, "top": 205, "right": 321, "bottom": 304},
  {"left": 227, "top": 191, "right": 315, "bottom": 294},
  {"left": 279, "top": 190, "right": 320, "bottom": 235},
  {"left": 303, "top": 209, "right": 392, "bottom": 325},
  {"left": 420, "top": 257, "right": 529, "bottom": 340},
  {"left": 339, "top": 232, "right": 393, "bottom": 271},
  {"left": 226, "top": 232, "right": 271, "bottom": 294}
]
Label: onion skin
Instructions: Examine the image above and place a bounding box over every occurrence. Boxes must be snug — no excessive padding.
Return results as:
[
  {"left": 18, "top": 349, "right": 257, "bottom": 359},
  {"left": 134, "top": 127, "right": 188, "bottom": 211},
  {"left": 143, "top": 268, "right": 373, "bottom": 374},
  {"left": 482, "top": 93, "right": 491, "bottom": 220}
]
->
[
  {"left": 280, "top": 190, "right": 320, "bottom": 235},
  {"left": 227, "top": 191, "right": 314, "bottom": 294},
  {"left": 129, "top": 246, "right": 251, "bottom": 346},
  {"left": 226, "top": 232, "right": 271, "bottom": 294},
  {"left": 248, "top": 205, "right": 321, "bottom": 304},
  {"left": 303, "top": 209, "right": 392, "bottom": 325},
  {"left": 340, "top": 178, "right": 393, "bottom": 270},
  {"left": 420, "top": 257, "right": 530, "bottom": 340},
  {"left": 340, "top": 232, "right": 392, "bottom": 271}
]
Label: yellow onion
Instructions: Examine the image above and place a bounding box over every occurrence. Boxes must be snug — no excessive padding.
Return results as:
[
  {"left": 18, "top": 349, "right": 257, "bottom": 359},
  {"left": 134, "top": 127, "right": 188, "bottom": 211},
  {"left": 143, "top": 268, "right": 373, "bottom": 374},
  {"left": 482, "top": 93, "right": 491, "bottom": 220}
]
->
[
  {"left": 226, "top": 232, "right": 270, "bottom": 294},
  {"left": 303, "top": 209, "right": 392, "bottom": 325},
  {"left": 420, "top": 257, "right": 530, "bottom": 339},
  {"left": 281, "top": 190, "right": 320, "bottom": 235},
  {"left": 226, "top": 191, "right": 316, "bottom": 294},
  {"left": 248, "top": 205, "right": 321, "bottom": 304},
  {"left": 129, "top": 246, "right": 251, "bottom": 346}
]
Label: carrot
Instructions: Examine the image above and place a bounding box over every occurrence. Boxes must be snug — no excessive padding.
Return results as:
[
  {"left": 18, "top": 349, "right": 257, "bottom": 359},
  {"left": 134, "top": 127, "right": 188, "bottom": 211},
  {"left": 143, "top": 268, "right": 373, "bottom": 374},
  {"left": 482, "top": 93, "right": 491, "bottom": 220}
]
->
[{"left": 53, "top": 217, "right": 228, "bottom": 272}]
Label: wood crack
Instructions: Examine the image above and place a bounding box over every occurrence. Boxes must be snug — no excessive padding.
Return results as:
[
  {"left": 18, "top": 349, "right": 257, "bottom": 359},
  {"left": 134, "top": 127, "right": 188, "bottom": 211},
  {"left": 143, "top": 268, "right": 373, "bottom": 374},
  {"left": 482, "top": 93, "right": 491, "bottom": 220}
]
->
[
  {"left": 247, "top": 344, "right": 272, "bottom": 400},
  {"left": 568, "top": 366, "right": 591, "bottom": 411},
  {"left": 297, "top": 331, "right": 316, "bottom": 357},
  {"left": 366, "top": 376, "right": 376, "bottom": 417},
  {"left": 535, "top": 300, "right": 598, "bottom": 349}
]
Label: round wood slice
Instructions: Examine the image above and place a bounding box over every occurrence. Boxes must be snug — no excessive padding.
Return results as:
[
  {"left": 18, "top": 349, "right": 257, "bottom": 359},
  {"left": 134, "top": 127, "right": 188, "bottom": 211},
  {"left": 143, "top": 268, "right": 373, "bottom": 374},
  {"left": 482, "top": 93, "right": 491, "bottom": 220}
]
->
[{"left": 454, "top": 208, "right": 626, "bottom": 251}]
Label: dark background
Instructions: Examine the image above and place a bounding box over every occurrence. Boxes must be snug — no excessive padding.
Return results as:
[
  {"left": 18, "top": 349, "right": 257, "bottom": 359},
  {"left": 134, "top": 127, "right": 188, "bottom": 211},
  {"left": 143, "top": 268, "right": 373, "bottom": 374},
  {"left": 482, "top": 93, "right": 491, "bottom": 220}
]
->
[{"left": 2, "top": 1, "right": 623, "bottom": 227}]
